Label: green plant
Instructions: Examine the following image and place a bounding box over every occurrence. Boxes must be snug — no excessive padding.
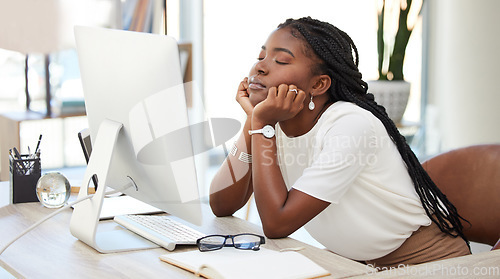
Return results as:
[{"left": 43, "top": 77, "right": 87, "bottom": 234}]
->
[{"left": 377, "top": 0, "right": 423, "bottom": 80}]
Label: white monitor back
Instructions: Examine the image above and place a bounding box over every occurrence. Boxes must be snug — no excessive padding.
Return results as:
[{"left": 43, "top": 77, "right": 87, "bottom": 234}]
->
[{"left": 74, "top": 26, "right": 201, "bottom": 226}]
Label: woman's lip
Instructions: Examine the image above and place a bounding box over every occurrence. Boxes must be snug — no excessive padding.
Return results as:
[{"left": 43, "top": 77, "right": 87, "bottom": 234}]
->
[{"left": 248, "top": 83, "right": 266, "bottom": 90}]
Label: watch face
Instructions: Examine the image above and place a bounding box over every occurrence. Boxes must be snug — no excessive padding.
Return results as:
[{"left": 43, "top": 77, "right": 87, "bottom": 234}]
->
[{"left": 262, "top": 125, "right": 275, "bottom": 138}]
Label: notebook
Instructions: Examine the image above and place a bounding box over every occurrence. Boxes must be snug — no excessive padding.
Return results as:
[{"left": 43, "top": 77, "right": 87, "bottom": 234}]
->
[
  {"left": 160, "top": 247, "right": 330, "bottom": 279},
  {"left": 99, "top": 195, "right": 162, "bottom": 220},
  {"left": 69, "top": 193, "right": 163, "bottom": 220}
]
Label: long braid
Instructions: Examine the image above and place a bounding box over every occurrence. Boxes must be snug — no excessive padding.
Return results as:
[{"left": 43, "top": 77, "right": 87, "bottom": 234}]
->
[{"left": 278, "top": 17, "right": 468, "bottom": 243}]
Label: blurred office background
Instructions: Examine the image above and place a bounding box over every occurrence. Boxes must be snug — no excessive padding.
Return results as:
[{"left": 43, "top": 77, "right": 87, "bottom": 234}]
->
[{"left": 0, "top": 0, "right": 499, "bottom": 234}]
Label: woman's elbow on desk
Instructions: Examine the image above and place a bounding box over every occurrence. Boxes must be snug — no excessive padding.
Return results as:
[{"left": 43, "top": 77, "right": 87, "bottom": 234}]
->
[
  {"left": 208, "top": 191, "right": 247, "bottom": 217},
  {"left": 209, "top": 181, "right": 253, "bottom": 217},
  {"left": 209, "top": 199, "right": 237, "bottom": 217},
  {"left": 262, "top": 229, "right": 289, "bottom": 239},
  {"left": 260, "top": 219, "right": 295, "bottom": 239}
]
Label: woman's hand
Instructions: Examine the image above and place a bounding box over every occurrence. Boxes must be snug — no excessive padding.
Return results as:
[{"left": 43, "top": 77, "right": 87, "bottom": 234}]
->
[
  {"left": 235, "top": 77, "right": 254, "bottom": 116},
  {"left": 253, "top": 84, "right": 306, "bottom": 125}
]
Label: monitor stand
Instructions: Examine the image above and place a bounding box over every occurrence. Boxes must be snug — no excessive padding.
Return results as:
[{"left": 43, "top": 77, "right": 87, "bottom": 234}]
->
[{"left": 69, "top": 119, "right": 159, "bottom": 253}]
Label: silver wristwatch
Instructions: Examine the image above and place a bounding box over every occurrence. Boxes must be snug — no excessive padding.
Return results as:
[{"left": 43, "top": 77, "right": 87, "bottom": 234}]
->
[{"left": 248, "top": 125, "right": 275, "bottom": 138}]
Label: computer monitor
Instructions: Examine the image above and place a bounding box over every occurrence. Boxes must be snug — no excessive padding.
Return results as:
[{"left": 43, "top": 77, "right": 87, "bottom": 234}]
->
[{"left": 69, "top": 26, "right": 202, "bottom": 253}]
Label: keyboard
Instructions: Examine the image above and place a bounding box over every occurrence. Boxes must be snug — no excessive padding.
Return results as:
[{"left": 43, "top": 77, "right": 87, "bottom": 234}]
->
[{"left": 114, "top": 214, "right": 206, "bottom": 251}]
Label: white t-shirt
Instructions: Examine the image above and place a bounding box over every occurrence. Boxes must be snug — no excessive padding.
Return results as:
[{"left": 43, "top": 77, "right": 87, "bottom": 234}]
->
[{"left": 276, "top": 101, "right": 430, "bottom": 261}]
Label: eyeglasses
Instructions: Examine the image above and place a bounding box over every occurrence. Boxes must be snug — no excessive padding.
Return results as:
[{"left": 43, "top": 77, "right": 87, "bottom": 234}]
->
[{"left": 196, "top": 233, "right": 265, "bottom": 252}]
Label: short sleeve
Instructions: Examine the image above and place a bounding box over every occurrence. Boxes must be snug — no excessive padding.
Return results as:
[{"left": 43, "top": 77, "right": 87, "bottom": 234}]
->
[{"left": 292, "top": 112, "right": 378, "bottom": 203}]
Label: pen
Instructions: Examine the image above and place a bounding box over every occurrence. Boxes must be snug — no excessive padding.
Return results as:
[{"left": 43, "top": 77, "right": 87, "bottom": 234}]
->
[
  {"left": 34, "top": 134, "right": 42, "bottom": 154},
  {"left": 12, "top": 147, "right": 26, "bottom": 175},
  {"left": 12, "top": 147, "right": 21, "bottom": 160}
]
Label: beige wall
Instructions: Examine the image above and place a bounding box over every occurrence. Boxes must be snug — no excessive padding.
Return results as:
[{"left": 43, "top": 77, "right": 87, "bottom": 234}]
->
[{"left": 426, "top": 0, "right": 500, "bottom": 152}]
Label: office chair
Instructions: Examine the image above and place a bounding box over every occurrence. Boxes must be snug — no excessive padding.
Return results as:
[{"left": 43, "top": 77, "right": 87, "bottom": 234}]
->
[{"left": 422, "top": 144, "right": 500, "bottom": 250}]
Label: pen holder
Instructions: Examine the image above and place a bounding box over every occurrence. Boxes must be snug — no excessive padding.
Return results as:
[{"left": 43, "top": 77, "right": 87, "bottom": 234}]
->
[{"left": 10, "top": 154, "right": 41, "bottom": 204}]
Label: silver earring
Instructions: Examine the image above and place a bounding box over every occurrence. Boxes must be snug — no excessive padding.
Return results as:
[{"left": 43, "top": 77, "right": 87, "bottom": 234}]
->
[{"left": 308, "top": 93, "right": 315, "bottom": 110}]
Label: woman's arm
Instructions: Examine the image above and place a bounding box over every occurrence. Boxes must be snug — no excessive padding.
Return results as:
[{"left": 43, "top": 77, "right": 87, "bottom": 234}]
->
[
  {"left": 209, "top": 117, "right": 254, "bottom": 216},
  {"left": 251, "top": 85, "right": 330, "bottom": 238},
  {"left": 209, "top": 78, "right": 255, "bottom": 216},
  {"left": 251, "top": 120, "right": 330, "bottom": 238}
]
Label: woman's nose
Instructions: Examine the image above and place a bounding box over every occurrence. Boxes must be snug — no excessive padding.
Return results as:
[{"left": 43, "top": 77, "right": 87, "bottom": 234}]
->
[{"left": 254, "top": 59, "right": 268, "bottom": 75}]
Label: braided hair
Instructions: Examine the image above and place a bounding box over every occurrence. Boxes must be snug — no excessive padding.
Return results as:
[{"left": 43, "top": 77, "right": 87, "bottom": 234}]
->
[{"left": 278, "top": 17, "right": 468, "bottom": 243}]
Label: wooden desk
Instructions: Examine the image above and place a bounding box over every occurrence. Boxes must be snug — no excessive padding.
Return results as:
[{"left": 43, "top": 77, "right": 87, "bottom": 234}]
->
[
  {"left": 0, "top": 181, "right": 9, "bottom": 208},
  {"left": 0, "top": 201, "right": 373, "bottom": 278}
]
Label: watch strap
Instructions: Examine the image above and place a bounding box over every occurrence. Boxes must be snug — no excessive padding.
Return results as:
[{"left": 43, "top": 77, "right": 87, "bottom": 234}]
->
[{"left": 248, "top": 125, "right": 275, "bottom": 138}]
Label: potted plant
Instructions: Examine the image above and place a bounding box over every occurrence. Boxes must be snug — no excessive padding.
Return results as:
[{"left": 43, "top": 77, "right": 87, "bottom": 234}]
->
[{"left": 368, "top": 0, "right": 424, "bottom": 123}]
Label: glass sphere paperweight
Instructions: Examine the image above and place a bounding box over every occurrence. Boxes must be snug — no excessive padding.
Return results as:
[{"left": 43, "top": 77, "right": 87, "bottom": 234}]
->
[{"left": 36, "top": 172, "right": 71, "bottom": 208}]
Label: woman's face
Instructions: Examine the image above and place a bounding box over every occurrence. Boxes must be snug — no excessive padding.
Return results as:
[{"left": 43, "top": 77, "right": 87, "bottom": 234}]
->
[{"left": 247, "top": 27, "right": 318, "bottom": 106}]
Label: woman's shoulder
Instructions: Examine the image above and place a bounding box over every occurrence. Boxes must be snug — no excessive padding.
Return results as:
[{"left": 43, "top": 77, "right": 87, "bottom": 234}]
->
[
  {"left": 327, "top": 101, "right": 371, "bottom": 113},
  {"left": 314, "top": 101, "right": 382, "bottom": 139},
  {"left": 319, "top": 101, "right": 376, "bottom": 125}
]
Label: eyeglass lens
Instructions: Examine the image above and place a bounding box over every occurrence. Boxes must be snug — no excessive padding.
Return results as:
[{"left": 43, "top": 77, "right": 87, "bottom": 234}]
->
[
  {"left": 233, "top": 234, "right": 262, "bottom": 250},
  {"left": 198, "top": 235, "right": 226, "bottom": 251}
]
